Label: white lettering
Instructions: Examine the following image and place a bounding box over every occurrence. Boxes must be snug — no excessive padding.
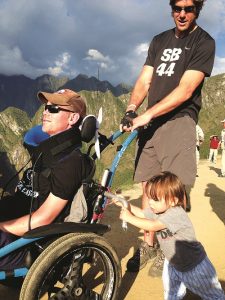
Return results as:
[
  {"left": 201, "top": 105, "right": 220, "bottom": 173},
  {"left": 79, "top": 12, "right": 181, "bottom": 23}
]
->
[
  {"left": 156, "top": 63, "right": 167, "bottom": 76},
  {"left": 161, "top": 49, "right": 172, "bottom": 62},
  {"left": 170, "top": 48, "right": 182, "bottom": 61},
  {"left": 156, "top": 62, "right": 175, "bottom": 77}
]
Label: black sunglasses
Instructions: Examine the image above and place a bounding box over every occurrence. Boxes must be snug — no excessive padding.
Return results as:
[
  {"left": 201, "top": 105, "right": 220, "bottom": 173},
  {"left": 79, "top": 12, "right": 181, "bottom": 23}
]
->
[
  {"left": 44, "top": 104, "right": 74, "bottom": 113},
  {"left": 172, "top": 5, "right": 196, "bottom": 13}
]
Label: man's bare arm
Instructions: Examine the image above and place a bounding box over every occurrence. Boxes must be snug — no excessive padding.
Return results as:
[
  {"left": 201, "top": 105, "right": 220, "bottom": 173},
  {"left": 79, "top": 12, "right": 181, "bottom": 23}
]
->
[
  {"left": 0, "top": 193, "right": 68, "bottom": 236},
  {"left": 126, "top": 65, "right": 153, "bottom": 111},
  {"left": 131, "top": 70, "right": 205, "bottom": 130}
]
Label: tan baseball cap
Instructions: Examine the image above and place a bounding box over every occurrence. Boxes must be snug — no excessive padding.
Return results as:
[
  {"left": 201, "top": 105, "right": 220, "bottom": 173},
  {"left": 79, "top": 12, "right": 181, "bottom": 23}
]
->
[
  {"left": 221, "top": 119, "right": 225, "bottom": 123},
  {"left": 37, "top": 89, "right": 86, "bottom": 118}
]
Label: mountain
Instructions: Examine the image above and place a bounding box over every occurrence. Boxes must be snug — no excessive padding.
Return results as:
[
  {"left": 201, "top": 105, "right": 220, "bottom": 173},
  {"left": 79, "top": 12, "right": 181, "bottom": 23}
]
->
[
  {"left": 0, "top": 107, "right": 31, "bottom": 193},
  {"left": 0, "top": 74, "right": 68, "bottom": 116},
  {"left": 63, "top": 74, "right": 131, "bottom": 97},
  {"left": 0, "top": 74, "right": 131, "bottom": 117}
]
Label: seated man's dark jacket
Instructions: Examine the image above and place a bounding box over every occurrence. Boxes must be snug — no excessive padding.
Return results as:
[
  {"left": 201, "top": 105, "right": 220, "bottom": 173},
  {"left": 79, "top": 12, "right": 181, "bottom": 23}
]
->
[
  {"left": 30, "top": 126, "right": 93, "bottom": 222},
  {"left": 0, "top": 126, "right": 93, "bottom": 270},
  {"left": 22, "top": 126, "right": 93, "bottom": 222}
]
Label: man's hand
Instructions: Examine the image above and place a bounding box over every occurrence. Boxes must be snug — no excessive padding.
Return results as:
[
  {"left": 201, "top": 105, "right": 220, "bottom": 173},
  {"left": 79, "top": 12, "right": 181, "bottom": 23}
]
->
[
  {"left": 130, "top": 113, "right": 153, "bottom": 131},
  {"left": 120, "top": 110, "right": 137, "bottom": 132}
]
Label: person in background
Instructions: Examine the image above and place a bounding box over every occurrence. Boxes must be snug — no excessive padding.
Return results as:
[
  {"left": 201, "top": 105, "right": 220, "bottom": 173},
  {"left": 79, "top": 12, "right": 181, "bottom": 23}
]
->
[
  {"left": 120, "top": 0, "right": 215, "bottom": 276},
  {"left": 219, "top": 119, "right": 225, "bottom": 177},
  {"left": 113, "top": 172, "right": 225, "bottom": 300},
  {"left": 208, "top": 135, "right": 220, "bottom": 164},
  {"left": 196, "top": 124, "right": 204, "bottom": 176}
]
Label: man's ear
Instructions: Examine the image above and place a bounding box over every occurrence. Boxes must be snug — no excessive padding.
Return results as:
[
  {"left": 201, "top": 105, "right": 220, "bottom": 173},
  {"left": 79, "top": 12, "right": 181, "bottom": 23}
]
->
[{"left": 69, "top": 113, "right": 80, "bottom": 126}]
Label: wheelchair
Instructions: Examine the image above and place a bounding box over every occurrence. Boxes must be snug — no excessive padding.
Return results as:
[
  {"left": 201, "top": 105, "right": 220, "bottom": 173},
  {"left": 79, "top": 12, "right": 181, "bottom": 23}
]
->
[{"left": 0, "top": 115, "right": 138, "bottom": 300}]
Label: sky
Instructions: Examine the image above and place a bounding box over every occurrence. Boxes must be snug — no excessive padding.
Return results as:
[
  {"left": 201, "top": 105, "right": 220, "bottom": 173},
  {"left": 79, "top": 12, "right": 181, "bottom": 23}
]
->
[{"left": 0, "top": 0, "right": 225, "bottom": 86}]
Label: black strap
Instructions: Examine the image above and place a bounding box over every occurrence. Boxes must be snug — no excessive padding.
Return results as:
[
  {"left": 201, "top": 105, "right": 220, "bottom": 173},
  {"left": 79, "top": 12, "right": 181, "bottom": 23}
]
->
[{"left": 36, "top": 126, "right": 82, "bottom": 156}]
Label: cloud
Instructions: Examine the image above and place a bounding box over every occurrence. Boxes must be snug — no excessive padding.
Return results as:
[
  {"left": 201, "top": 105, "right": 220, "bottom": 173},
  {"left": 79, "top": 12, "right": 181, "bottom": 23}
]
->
[
  {"left": 0, "top": 44, "right": 41, "bottom": 77},
  {"left": 0, "top": 0, "right": 170, "bottom": 83},
  {"left": 135, "top": 43, "right": 149, "bottom": 56},
  {"left": 84, "top": 49, "right": 113, "bottom": 70},
  {"left": 85, "top": 49, "right": 110, "bottom": 63},
  {"left": 0, "top": 0, "right": 224, "bottom": 84},
  {"left": 198, "top": 0, "right": 225, "bottom": 38},
  {"left": 48, "top": 52, "right": 72, "bottom": 77},
  {"left": 117, "top": 42, "right": 149, "bottom": 84},
  {"left": 212, "top": 56, "right": 225, "bottom": 76}
]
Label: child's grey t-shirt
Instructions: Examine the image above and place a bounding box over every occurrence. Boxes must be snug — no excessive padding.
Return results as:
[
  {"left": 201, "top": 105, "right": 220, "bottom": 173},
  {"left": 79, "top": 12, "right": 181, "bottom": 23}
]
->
[{"left": 144, "top": 206, "right": 206, "bottom": 271}]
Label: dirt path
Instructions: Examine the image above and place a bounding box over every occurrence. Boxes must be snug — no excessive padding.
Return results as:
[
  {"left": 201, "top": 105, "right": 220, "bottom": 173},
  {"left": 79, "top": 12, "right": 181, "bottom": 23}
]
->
[{"left": 0, "top": 158, "right": 225, "bottom": 299}]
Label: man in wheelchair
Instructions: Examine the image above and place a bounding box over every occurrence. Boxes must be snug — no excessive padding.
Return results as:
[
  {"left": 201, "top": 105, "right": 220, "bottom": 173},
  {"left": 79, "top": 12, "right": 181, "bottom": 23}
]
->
[{"left": 0, "top": 89, "right": 95, "bottom": 271}]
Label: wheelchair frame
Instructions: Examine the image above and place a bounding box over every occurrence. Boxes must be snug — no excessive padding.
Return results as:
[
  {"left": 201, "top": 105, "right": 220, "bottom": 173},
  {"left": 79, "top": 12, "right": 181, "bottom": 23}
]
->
[{"left": 0, "top": 129, "right": 138, "bottom": 296}]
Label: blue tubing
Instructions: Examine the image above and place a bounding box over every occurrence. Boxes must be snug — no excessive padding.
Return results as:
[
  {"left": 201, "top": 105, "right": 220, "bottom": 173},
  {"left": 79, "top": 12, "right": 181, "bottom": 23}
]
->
[
  {"left": 0, "top": 237, "right": 42, "bottom": 259},
  {"left": 108, "top": 130, "right": 138, "bottom": 187},
  {"left": 0, "top": 268, "right": 29, "bottom": 280},
  {"left": 109, "top": 130, "right": 124, "bottom": 143},
  {"left": 0, "top": 237, "right": 42, "bottom": 279}
]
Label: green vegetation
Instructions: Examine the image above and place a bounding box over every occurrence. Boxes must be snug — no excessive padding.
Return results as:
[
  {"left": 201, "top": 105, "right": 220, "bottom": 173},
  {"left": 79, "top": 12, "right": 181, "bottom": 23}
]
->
[
  {"left": 198, "top": 73, "right": 225, "bottom": 158},
  {"left": 0, "top": 107, "right": 31, "bottom": 150}
]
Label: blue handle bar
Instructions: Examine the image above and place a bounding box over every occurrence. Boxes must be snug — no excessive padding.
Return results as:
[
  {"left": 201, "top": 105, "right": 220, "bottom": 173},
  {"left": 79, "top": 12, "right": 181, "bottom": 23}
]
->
[{"left": 108, "top": 130, "right": 138, "bottom": 187}]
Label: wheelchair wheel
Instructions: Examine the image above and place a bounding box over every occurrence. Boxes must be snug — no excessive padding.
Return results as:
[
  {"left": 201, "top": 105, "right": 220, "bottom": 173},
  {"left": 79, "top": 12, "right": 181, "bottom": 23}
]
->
[{"left": 20, "top": 233, "right": 121, "bottom": 300}]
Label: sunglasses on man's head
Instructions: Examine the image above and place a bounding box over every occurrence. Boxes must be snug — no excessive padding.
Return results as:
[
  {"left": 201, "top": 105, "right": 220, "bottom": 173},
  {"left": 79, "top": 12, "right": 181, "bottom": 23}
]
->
[
  {"left": 44, "top": 104, "right": 74, "bottom": 113},
  {"left": 172, "top": 5, "right": 196, "bottom": 13}
]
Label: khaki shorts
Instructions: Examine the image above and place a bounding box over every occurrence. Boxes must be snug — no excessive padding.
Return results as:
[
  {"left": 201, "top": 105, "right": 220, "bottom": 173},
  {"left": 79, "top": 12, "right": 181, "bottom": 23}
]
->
[{"left": 134, "top": 116, "right": 196, "bottom": 186}]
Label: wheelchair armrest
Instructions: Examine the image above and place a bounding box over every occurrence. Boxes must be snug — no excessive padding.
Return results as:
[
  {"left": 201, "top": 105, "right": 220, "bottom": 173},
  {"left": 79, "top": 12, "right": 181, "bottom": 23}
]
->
[{"left": 23, "top": 222, "right": 111, "bottom": 238}]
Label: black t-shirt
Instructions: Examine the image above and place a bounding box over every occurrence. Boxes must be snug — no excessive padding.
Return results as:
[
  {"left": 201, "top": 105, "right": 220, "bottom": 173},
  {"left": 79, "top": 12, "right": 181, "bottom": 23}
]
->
[
  {"left": 15, "top": 128, "right": 94, "bottom": 223},
  {"left": 144, "top": 26, "right": 215, "bottom": 123},
  {"left": 32, "top": 148, "right": 93, "bottom": 222}
]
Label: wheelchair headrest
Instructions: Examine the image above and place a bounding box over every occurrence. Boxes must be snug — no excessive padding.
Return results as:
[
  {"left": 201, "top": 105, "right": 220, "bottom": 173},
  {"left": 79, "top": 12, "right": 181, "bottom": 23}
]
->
[
  {"left": 23, "top": 115, "right": 97, "bottom": 147},
  {"left": 80, "top": 115, "right": 97, "bottom": 143}
]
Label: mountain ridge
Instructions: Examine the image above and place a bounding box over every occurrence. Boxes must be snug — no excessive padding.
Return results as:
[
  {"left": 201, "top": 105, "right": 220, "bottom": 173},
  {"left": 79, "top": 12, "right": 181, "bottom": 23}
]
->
[{"left": 0, "top": 73, "right": 131, "bottom": 117}]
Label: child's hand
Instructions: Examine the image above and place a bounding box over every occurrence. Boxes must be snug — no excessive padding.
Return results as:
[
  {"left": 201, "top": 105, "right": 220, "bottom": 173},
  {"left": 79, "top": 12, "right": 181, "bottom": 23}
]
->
[
  {"left": 119, "top": 207, "right": 132, "bottom": 222},
  {"left": 111, "top": 198, "right": 123, "bottom": 207},
  {"left": 111, "top": 198, "right": 131, "bottom": 210}
]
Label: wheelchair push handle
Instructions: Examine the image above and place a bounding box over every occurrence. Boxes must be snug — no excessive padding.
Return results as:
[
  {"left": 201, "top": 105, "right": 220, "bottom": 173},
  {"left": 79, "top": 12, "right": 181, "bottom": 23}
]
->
[{"left": 104, "top": 191, "right": 128, "bottom": 231}]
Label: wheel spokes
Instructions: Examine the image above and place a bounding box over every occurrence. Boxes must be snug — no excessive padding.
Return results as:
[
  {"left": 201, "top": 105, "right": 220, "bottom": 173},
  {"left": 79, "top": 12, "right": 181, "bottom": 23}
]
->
[{"left": 38, "top": 247, "right": 110, "bottom": 300}]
